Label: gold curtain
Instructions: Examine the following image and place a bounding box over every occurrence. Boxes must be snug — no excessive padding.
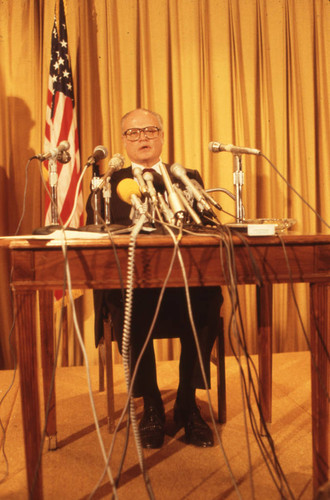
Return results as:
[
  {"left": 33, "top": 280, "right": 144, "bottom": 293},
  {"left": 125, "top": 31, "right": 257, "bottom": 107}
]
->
[{"left": 0, "top": 0, "right": 329, "bottom": 369}]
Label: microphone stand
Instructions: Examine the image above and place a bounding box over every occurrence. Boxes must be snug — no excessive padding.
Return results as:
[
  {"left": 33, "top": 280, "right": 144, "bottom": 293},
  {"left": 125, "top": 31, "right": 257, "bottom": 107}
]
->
[
  {"left": 81, "top": 169, "right": 105, "bottom": 232},
  {"left": 81, "top": 166, "right": 125, "bottom": 233},
  {"left": 103, "top": 178, "right": 111, "bottom": 225},
  {"left": 33, "top": 157, "right": 62, "bottom": 234},
  {"left": 233, "top": 154, "right": 244, "bottom": 223}
]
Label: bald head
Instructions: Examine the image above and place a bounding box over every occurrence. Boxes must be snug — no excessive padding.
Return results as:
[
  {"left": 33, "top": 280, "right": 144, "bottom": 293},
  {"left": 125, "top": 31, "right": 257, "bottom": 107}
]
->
[
  {"left": 121, "top": 108, "right": 164, "bottom": 168},
  {"left": 121, "top": 108, "right": 163, "bottom": 132}
]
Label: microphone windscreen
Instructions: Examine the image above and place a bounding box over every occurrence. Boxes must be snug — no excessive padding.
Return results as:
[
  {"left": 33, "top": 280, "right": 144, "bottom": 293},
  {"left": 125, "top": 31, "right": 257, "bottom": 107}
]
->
[
  {"left": 109, "top": 153, "right": 125, "bottom": 168},
  {"left": 208, "top": 141, "right": 221, "bottom": 152},
  {"left": 93, "top": 145, "right": 108, "bottom": 162},
  {"left": 58, "top": 140, "right": 70, "bottom": 152},
  {"left": 117, "top": 178, "right": 141, "bottom": 204},
  {"left": 170, "top": 163, "right": 186, "bottom": 179}
]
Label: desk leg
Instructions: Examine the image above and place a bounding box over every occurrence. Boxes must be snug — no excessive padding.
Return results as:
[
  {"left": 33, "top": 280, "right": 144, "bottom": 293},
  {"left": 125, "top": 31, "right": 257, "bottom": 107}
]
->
[
  {"left": 310, "top": 283, "right": 329, "bottom": 495},
  {"left": 14, "top": 290, "right": 43, "bottom": 499},
  {"left": 39, "top": 290, "right": 57, "bottom": 450},
  {"left": 257, "top": 284, "right": 273, "bottom": 426}
]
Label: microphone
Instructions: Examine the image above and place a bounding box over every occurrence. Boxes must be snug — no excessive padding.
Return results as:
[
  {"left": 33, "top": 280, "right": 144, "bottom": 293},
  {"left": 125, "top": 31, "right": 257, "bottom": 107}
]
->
[
  {"left": 173, "top": 184, "right": 202, "bottom": 225},
  {"left": 132, "top": 166, "right": 148, "bottom": 196},
  {"left": 107, "top": 153, "right": 125, "bottom": 174},
  {"left": 96, "top": 153, "right": 125, "bottom": 191},
  {"left": 159, "top": 163, "right": 186, "bottom": 221},
  {"left": 117, "top": 178, "right": 144, "bottom": 213},
  {"left": 142, "top": 170, "right": 158, "bottom": 204},
  {"left": 86, "top": 145, "right": 108, "bottom": 165},
  {"left": 57, "top": 150, "right": 71, "bottom": 164},
  {"left": 157, "top": 192, "right": 175, "bottom": 224},
  {"left": 170, "top": 163, "right": 212, "bottom": 212},
  {"left": 208, "top": 141, "right": 260, "bottom": 155},
  {"left": 190, "top": 179, "right": 222, "bottom": 211},
  {"left": 36, "top": 140, "right": 70, "bottom": 162}
]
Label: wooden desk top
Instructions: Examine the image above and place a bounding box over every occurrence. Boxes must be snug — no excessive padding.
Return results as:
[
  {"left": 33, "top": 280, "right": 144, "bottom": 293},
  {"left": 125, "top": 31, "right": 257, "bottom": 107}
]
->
[{"left": 8, "top": 232, "right": 330, "bottom": 290}]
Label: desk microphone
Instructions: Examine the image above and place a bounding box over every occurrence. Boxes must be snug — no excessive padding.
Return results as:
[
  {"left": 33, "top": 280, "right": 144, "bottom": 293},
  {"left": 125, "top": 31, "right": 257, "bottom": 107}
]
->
[
  {"left": 96, "top": 153, "right": 125, "bottom": 191},
  {"left": 117, "top": 178, "right": 144, "bottom": 212},
  {"left": 35, "top": 140, "right": 71, "bottom": 162},
  {"left": 208, "top": 141, "right": 260, "bottom": 155},
  {"left": 170, "top": 163, "right": 212, "bottom": 212},
  {"left": 159, "top": 163, "right": 186, "bottom": 221},
  {"left": 86, "top": 145, "right": 108, "bottom": 165},
  {"left": 132, "top": 166, "right": 148, "bottom": 196},
  {"left": 142, "top": 170, "right": 158, "bottom": 204}
]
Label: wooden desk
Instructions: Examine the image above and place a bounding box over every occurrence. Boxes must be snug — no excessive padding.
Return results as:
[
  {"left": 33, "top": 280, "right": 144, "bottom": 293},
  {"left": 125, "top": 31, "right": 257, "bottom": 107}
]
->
[{"left": 9, "top": 233, "right": 330, "bottom": 498}]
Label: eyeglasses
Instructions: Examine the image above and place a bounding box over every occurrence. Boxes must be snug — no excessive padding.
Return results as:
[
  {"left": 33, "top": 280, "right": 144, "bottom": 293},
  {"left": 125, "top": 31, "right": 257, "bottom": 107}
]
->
[{"left": 123, "top": 126, "right": 161, "bottom": 141}]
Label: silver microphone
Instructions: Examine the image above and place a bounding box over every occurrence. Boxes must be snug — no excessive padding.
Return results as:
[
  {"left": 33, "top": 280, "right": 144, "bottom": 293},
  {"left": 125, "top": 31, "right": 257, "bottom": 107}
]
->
[
  {"left": 170, "top": 163, "right": 212, "bottom": 212},
  {"left": 190, "top": 179, "right": 222, "bottom": 211},
  {"left": 96, "top": 153, "right": 125, "bottom": 191},
  {"left": 133, "top": 166, "right": 148, "bottom": 196},
  {"left": 157, "top": 192, "right": 175, "bottom": 224},
  {"left": 107, "top": 153, "right": 125, "bottom": 173},
  {"left": 142, "top": 170, "right": 158, "bottom": 205},
  {"left": 86, "top": 145, "right": 108, "bottom": 166},
  {"left": 36, "top": 140, "right": 70, "bottom": 162},
  {"left": 57, "top": 150, "right": 71, "bottom": 164},
  {"left": 208, "top": 141, "right": 260, "bottom": 155},
  {"left": 159, "top": 163, "right": 186, "bottom": 220},
  {"left": 173, "top": 184, "right": 202, "bottom": 224}
]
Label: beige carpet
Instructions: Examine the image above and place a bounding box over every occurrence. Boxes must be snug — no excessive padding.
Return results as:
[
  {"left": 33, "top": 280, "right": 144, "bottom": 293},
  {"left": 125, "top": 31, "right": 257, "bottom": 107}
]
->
[{"left": 0, "top": 352, "right": 316, "bottom": 499}]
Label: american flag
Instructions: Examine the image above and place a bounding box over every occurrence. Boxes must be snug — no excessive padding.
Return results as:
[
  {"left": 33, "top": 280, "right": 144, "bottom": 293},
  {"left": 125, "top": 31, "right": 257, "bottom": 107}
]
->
[{"left": 44, "top": 0, "right": 83, "bottom": 228}]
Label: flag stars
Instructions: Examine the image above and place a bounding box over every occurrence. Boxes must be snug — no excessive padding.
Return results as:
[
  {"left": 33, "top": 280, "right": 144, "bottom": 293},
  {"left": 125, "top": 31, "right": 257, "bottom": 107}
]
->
[{"left": 48, "top": 4, "right": 74, "bottom": 101}]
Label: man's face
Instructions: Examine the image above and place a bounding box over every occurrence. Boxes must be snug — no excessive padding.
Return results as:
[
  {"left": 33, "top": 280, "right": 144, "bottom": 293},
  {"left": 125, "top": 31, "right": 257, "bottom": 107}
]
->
[{"left": 122, "top": 109, "right": 164, "bottom": 168}]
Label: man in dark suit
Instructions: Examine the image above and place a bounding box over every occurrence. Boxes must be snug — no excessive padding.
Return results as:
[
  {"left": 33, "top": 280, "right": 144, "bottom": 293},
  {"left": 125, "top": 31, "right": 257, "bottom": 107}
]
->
[{"left": 88, "top": 108, "right": 223, "bottom": 449}]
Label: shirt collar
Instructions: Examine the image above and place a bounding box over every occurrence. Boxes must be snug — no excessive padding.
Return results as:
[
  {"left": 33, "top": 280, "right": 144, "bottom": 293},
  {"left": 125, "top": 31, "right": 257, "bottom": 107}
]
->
[{"left": 132, "top": 159, "right": 163, "bottom": 175}]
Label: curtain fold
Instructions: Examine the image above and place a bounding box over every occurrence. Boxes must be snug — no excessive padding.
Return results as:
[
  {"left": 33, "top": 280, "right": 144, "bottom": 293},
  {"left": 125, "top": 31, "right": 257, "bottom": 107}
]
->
[{"left": 0, "top": 0, "right": 329, "bottom": 368}]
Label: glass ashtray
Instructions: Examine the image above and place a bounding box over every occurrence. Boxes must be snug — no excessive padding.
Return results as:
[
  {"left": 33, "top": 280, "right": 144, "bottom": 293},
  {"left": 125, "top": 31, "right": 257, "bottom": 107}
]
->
[{"left": 244, "top": 218, "right": 296, "bottom": 233}]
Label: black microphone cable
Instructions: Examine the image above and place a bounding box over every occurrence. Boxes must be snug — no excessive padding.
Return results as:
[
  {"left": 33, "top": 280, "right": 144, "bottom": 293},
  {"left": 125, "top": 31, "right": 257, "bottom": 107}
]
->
[
  {"left": 260, "top": 153, "right": 329, "bottom": 230},
  {"left": 218, "top": 229, "right": 296, "bottom": 499},
  {"left": 182, "top": 222, "right": 295, "bottom": 498},
  {"left": 168, "top": 223, "right": 244, "bottom": 498},
  {"left": 277, "top": 234, "right": 330, "bottom": 402},
  {"left": 182, "top": 222, "right": 259, "bottom": 497}
]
